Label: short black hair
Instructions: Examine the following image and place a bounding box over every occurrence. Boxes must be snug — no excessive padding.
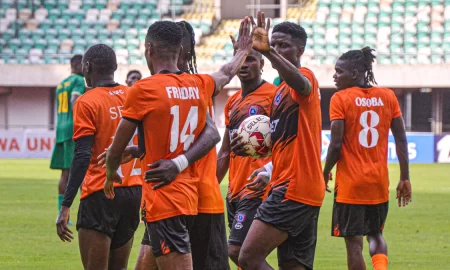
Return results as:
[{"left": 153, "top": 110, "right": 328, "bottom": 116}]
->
[
  {"left": 176, "top": 20, "right": 197, "bottom": 74},
  {"left": 70, "top": 54, "right": 82, "bottom": 66},
  {"left": 272, "top": 22, "right": 307, "bottom": 48},
  {"left": 83, "top": 44, "right": 117, "bottom": 75},
  {"left": 126, "top": 70, "right": 142, "bottom": 79},
  {"left": 145, "top": 21, "right": 183, "bottom": 50},
  {"left": 339, "top": 46, "right": 377, "bottom": 86}
]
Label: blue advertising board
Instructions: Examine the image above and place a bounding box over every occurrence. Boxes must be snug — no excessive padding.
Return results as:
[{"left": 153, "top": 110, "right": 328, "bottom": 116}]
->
[{"left": 321, "top": 131, "right": 435, "bottom": 164}]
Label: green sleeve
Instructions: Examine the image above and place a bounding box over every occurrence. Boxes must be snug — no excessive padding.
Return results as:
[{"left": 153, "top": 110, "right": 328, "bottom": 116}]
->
[{"left": 71, "top": 77, "right": 86, "bottom": 96}]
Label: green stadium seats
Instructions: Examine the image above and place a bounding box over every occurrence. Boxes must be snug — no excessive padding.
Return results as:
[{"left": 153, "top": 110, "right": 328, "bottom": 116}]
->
[
  {"left": 80, "top": 21, "right": 94, "bottom": 31},
  {"left": 58, "top": 29, "right": 71, "bottom": 40},
  {"left": 138, "top": 28, "right": 147, "bottom": 41},
  {"left": 87, "top": 38, "right": 100, "bottom": 48},
  {"left": 35, "top": 39, "right": 47, "bottom": 50},
  {"left": 67, "top": 19, "right": 81, "bottom": 31},
  {"left": 73, "top": 47, "right": 85, "bottom": 55},
  {"left": 125, "top": 9, "right": 139, "bottom": 20},
  {"left": 72, "top": 29, "right": 84, "bottom": 40},
  {"left": 98, "top": 29, "right": 111, "bottom": 40},
  {"left": 62, "top": 9, "right": 72, "bottom": 20},
  {"left": 47, "top": 39, "right": 60, "bottom": 51},
  {"left": 39, "top": 19, "right": 52, "bottom": 31},
  {"left": 9, "top": 38, "right": 20, "bottom": 51},
  {"left": 1, "top": 0, "right": 14, "bottom": 9},
  {"left": 94, "top": 20, "right": 106, "bottom": 31},
  {"left": 126, "top": 39, "right": 139, "bottom": 51},
  {"left": 82, "top": 0, "right": 95, "bottom": 11},
  {"left": 95, "top": 0, "right": 108, "bottom": 10},
  {"left": 48, "top": 9, "right": 61, "bottom": 21},
  {"left": 18, "top": 28, "right": 31, "bottom": 39},
  {"left": 139, "top": 9, "right": 152, "bottom": 20},
  {"left": 103, "top": 38, "right": 114, "bottom": 48},
  {"left": 85, "top": 29, "right": 98, "bottom": 40},
  {"left": 112, "top": 29, "right": 125, "bottom": 40},
  {"left": 113, "top": 38, "right": 127, "bottom": 50},
  {"left": 21, "top": 38, "right": 34, "bottom": 50},
  {"left": 112, "top": 9, "right": 125, "bottom": 20},
  {"left": 133, "top": 0, "right": 145, "bottom": 10},
  {"left": 120, "top": 19, "right": 134, "bottom": 31},
  {"left": 54, "top": 18, "right": 67, "bottom": 31},
  {"left": 31, "top": 29, "right": 44, "bottom": 42},
  {"left": 125, "top": 28, "right": 138, "bottom": 40},
  {"left": 45, "top": 29, "right": 58, "bottom": 41},
  {"left": 74, "top": 10, "right": 85, "bottom": 21}
]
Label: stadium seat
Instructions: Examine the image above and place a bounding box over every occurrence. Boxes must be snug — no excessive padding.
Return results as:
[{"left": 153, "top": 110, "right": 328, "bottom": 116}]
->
[
  {"left": 67, "top": 19, "right": 81, "bottom": 31},
  {"left": 113, "top": 38, "right": 127, "bottom": 50},
  {"left": 125, "top": 9, "right": 139, "bottom": 20},
  {"left": 126, "top": 39, "right": 139, "bottom": 51},
  {"left": 31, "top": 29, "right": 45, "bottom": 42},
  {"left": 139, "top": 9, "right": 152, "bottom": 20},
  {"left": 58, "top": 28, "right": 71, "bottom": 40},
  {"left": 94, "top": 20, "right": 107, "bottom": 31},
  {"left": 85, "top": 28, "right": 98, "bottom": 40},
  {"left": 98, "top": 29, "right": 111, "bottom": 40},
  {"left": 54, "top": 18, "right": 67, "bottom": 30},
  {"left": 74, "top": 10, "right": 85, "bottom": 21},
  {"left": 87, "top": 38, "right": 100, "bottom": 48},
  {"left": 121, "top": 19, "right": 134, "bottom": 31},
  {"left": 103, "top": 38, "right": 114, "bottom": 48},
  {"left": 72, "top": 29, "right": 85, "bottom": 40},
  {"left": 112, "top": 29, "right": 125, "bottom": 40},
  {"left": 80, "top": 20, "right": 94, "bottom": 31}
]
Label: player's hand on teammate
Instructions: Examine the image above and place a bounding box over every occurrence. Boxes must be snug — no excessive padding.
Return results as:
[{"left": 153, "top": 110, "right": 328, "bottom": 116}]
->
[
  {"left": 324, "top": 172, "right": 333, "bottom": 193},
  {"left": 246, "top": 167, "right": 270, "bottom": 191},
  {"left": 145, "top": 159, "right": 179, "bottom": 190},
  {"left": 56, "top": 206, "right": 74, "bottom": 242},
  {"left": 250, "top": 11, "right": 271, "bottom": 52},
  {"left": 396, "top": 179, "right": 412, "bottom": 207},
  {"left": 104, "top": 171, "right": 122, "bottom": 199},
  {"left": 97, "top": 146, "right": 136, "bottom": 167},
  {"left": 230, "top": 133, "right": 250, "bottom": 156},
  {"left": 233, "top": 16, "right": 253, "bottom": 54}
]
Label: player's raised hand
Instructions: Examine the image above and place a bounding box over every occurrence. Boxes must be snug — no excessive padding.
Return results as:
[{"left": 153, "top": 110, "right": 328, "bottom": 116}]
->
[
  {"left": 145, "top": 159, "right": 179, "bottom": 190},
  {"left": 56, "top": 206, "right": 74, "bottom": 242},
  {"left": 235, "top": 16, "right": 253, "bottom": 54},
  {"left": 250, "top": 11, "right": 271, "bottom": 52},
  {"left": 230, "top": 133, "right": 250, "bottom": 157},
  {"left": 396, "top": 179, "right": 412, "bottom": 207},
  {"left": 246, "top": 167, "right": 270, "bottom": 191}
]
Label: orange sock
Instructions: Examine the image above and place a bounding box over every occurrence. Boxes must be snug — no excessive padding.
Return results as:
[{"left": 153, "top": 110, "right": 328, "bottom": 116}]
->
[
  {"left": 237, "top": 267, "right": 242, "bottom": 270},
  {"left": 372, "top": 254, "right": 388, "bottom": 270}
]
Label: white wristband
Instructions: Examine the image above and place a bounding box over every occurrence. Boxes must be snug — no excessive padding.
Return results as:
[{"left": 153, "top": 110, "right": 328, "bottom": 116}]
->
[
  {"left": 171, "top": 154, "right": 189, "bottom": 172},
  {"left": 257, "top": 171, "right": 269, "bottom": 178},
  {"left": 263, "top": 162, "right": 273, "bottom": 179}
]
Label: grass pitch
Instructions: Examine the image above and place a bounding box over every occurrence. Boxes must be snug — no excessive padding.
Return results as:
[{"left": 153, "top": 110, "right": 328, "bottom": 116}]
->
[{"left": 0, "top": 159, "right": 449, "bottom": 269}]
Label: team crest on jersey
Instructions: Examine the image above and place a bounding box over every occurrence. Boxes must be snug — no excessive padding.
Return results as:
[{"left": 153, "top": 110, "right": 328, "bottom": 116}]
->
[
  {"left": 248, "top": 105, "right": 259, "bottom": 116},
  {"left": 236, "top": 212, "right": 246, "bottom": 222},
  {"left": 274, "top": 92, "right": 282, "bottom": 105}
]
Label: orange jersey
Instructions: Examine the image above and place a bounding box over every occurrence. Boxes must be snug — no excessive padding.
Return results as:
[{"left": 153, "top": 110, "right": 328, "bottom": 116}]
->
[
  {"left": 224, "top": 81, "right": 276, "bottom": 201},
  {"left": 269, "top": 68, "right": 325, "bottom": 206},
  {"left": 330, "top": 86, "right": 402, "bottom": 205},
  {"left": 196, "top": 97, "right": 225, "bottom": 214},
  {"left": 73, "top": 84, "right": 142, "bottom": 200},
  {"left": 122, "top": 73, "right": 212, "bottom": 222}
]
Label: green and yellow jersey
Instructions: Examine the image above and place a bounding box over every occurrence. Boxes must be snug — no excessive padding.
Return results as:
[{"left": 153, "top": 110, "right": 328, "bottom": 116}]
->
[{"left": 55, "top": 74, "right": 85, "bottom": 143}]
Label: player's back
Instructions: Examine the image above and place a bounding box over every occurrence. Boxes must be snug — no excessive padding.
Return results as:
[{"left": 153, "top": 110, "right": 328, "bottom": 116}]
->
[
  {"left": 56, "top": 74, "right": 85, "bottom": 142},
  {"left": 330, "top": 86, "right": 402, "bottom": 204},
  {"left": 122, "top": 72, "right": 211, "bottom": 222},
  {"left": 73, "top": 84, "right": 142, "bottom": 200}
]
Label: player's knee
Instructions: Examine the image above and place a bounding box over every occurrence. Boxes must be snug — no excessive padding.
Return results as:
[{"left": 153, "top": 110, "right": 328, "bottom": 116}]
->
[
  {"left": 237, "top": 248, "right": 258, "bottom": 270},
  {"left": 228, "top": 244, "right": 241, "bottom": 263}
]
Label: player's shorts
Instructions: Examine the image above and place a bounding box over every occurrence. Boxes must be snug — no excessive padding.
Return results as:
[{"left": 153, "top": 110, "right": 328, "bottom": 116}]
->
[
  {"left": 76, "top": 186, "right": 141, "bottom": 249},
  {"left": 146, "top": 215, "right": 196, "bottom": 258},
  {"left": 50, "top": 140, "right": 75, "bottom": 170},
  {"left": 332, "top": 199, "right": 389, "bottom": 237},
  {"left": 189, "top": 213, "right": 229, "bottom": 270},
  {"left": 255, "top": 187, "right": 320, "bottom": 270},
  {"left": 226, "top": 197, "right": 262, "bottom": 246},
  {"left": 141, "top": 225, "right": 150, "bottom": 246}
]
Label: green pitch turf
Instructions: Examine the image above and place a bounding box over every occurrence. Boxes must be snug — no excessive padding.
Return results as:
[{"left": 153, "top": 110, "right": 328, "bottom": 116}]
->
[{"left": 0, "top": 159, "right": 449, "bottom": 269}]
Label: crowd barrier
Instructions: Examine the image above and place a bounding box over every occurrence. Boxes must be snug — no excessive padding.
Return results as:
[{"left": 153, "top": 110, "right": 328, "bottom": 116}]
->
[{"left": 0, "top": 129, "right": 449, "bottom": 163}]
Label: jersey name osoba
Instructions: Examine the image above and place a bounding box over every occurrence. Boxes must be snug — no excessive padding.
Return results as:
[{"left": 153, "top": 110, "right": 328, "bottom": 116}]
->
[{"left": 355, "top": 97, "right": 384, "bottom": 107}]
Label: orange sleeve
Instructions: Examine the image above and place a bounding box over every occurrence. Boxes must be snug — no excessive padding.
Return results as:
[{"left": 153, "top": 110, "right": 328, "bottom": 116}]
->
[
  {"left": 289, "top": 68, "right": 319, "bottom": 104},
  {"left": 330, "top": 93, "right": 346, "bottom": 121},
  {"left": 73, "top": 99, "right": 96, "bottom": 140},
  {"left": 122, "top": 82, "right": 153, "bottom": 122},
  {"left": 194, "top": 74, "right": 215, "bottom": 99},
  {"left": 390, "top": 90, "right": 402, "bottom": 118}
]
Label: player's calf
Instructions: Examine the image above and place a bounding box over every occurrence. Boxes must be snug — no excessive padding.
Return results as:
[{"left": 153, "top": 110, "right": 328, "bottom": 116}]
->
[
  {"left": 344, "top": 236, "right": 366, "bottom": 270},
  {"left": 367, "top": 233, "right": 388, "bottom": 270}
]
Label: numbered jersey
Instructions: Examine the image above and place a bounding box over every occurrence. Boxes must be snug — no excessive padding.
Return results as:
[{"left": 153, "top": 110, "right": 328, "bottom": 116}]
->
[
  {"left": 73, "top": 84, "right": 142, "bottom": 200},
  {"left": 122, "top": 73, "right": 211, "bottom": 222},
  {"left": 330, "top": 86, "right": 402, "bottom": 205},
  {"left": 56, "top": 74, "right": 86, "bottom": 143},
  {"left": 224, "top": 81, "right": 276, "bottom": 202}
]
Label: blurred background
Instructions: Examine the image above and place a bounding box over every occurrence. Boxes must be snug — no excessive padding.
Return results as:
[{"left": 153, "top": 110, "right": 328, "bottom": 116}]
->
[{"left": 0, "top": 0, "right": 449, "bottom": 162}]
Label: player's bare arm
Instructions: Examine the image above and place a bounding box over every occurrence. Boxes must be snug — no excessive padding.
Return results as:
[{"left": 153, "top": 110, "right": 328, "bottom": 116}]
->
[
  {"left": 216, "top": 128, "right": 231, "bottom": 183},
  {"left": 145, "top": 114, "right": 220, "bottom": 189},
  {"left": 246, "top": 162, "right": 271, "bottom": 191},
  {"left": 104, "top": 118, "right": 137, "bottom": 199},
  {"left": 391, "top": 116, "right": 412, "bottom": 207},
  {"left": 56, "top": 135, "right": 94, "bottom": 242},
  {"left": 210, "top": 17, "right": 253, "bottom": 96},
  {"left": 251, "top": 11, "right": 311, "bottom": 96},
  {"left": 323, "top": 120, "right": 345, "bottom": 192},
  {"left": 97, "top": 145, "right": 139, "bottom": 167}
]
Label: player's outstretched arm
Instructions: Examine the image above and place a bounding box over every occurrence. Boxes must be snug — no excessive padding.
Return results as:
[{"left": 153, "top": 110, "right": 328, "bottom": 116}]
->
[
  {"left": 323, "top": 120, "right": 345, "bottom": 192},
  {"left": 105, "top": 119, "right": 137, "bottom": 199},
  {"left": 56, "top": 135, "right": 94, "bottom": 242},
  {"left": 217, "top": 128, "right": 231, "bottom": 184},
  {"left": 210, "top": 17, "right": 253, "bottom": 96},
  {"left": 391, "top": 116, "right": 412, "bottom": 207},
  {"left": 145, "top": 114, "right": 221, "bottom": 189},
  {"left": 251, "top": 11, "right": 311, "bottom": 96}
]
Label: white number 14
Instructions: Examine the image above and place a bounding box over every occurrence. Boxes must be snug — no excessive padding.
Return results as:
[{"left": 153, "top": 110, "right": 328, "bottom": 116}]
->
[{"left": 170, "top": 106, "right": 198, "bottom": 152}]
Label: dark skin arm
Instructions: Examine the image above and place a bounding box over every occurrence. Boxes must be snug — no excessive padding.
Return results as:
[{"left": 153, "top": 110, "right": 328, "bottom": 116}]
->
[
  {"left": 145, "top": 114, "right": 221, "bottom": 189},
  {"left": 104, "top": 119, "right": 137, "bottom": 199},
  {"left": 323, "top": 120, "right": 345, "bottom": 192},
  {"left": 251, "top": 11, "right": 311, "bottom": 96},
  {"left": 216, "top": 128, "right": 231, "bottom": 184},
  {"left": 391, "top": 116, "right": 412, "bottom": 207},
  {"left": 210, "top": 17, "right": 253, "bottom": 96}
]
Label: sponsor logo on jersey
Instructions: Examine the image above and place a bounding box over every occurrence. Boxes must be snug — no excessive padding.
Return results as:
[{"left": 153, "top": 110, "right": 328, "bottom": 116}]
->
[
  {"left": 235, "top": 223, "right": 243, "bottom": 230},
  {"left": 236, "top": 212, "right": 246, "bottom": 222},
  {"left": 274, "top": 92, "right": 282, "bottom": 105}
]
